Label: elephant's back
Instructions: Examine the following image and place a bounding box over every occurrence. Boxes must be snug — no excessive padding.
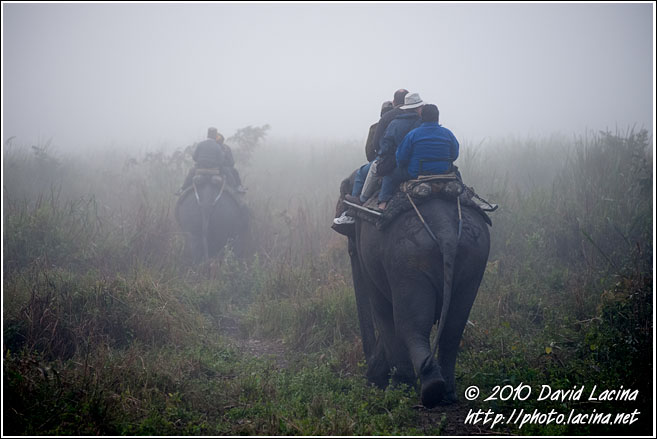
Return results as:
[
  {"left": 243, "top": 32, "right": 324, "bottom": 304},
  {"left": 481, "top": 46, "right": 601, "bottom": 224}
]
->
[{"left": 377, "top": 197, "right": 489, "bottom": 259}]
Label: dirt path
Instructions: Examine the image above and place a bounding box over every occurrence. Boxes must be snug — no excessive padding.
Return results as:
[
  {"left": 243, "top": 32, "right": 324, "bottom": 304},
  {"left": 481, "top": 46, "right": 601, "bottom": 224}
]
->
[
  {"left": 217, "top": 315, "right": 290, "bottom": 368},
  {"left": 216, "top": 313, "right": 500, "bottom": 435}
]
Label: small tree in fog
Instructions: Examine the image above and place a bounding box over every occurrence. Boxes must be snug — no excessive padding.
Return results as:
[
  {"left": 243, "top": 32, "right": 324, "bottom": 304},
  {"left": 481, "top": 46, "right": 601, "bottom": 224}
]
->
[{"left": 228, "top": 124, "right": 270, "bottom": 165}]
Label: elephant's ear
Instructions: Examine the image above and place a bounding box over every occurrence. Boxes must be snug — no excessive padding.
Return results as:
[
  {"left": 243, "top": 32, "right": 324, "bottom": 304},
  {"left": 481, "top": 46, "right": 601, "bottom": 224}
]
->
[
  {"left": 340, "top": 171, "right": 357, "bottom": 197},
  {"left": 334, "top": 172, "right": 357, "bottom": 219}
]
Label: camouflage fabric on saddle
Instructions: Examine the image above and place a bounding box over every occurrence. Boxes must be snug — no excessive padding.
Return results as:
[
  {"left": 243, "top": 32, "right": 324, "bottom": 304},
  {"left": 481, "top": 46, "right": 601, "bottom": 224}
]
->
[{"left": 347, "top": 174, "right": 492, "bottom": 230}]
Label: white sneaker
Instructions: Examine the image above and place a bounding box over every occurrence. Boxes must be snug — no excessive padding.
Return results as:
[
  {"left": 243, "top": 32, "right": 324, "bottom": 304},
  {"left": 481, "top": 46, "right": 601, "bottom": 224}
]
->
[
  {"left": 475, "top": 200, "right": 498, "bottom": 212},
  {"left": 333, "top": 211, "right": 355, "bottom": 225}
]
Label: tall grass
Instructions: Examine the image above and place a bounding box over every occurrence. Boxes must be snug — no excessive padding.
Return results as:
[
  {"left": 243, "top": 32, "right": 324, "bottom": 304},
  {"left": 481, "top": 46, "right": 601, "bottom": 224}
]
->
[{"left": 2, "top": 128, "right": 652, "bottom": 435}]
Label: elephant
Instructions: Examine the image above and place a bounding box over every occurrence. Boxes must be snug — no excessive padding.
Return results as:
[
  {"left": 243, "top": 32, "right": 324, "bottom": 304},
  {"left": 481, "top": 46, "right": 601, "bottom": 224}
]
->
[
  {"left": 175, "top": 172, "right": 249, "bottom": 263},
  {"left": 337, "top": 176, "right": 491, "bottom": 408}
]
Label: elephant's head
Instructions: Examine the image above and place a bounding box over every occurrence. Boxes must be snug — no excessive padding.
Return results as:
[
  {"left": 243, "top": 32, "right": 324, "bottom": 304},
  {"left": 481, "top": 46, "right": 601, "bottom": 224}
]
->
[
  {"left": 176, "top": 173, "right": 249, "bottom": 264},
  {"left": 192, "top": 174, "right": 225, "bottom": 209}
]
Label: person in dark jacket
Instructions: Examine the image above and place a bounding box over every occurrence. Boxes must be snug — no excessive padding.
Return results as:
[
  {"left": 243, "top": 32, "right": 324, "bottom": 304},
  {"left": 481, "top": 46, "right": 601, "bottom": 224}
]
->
[
  {"left": 370, "top": 89, "right": 409, "bottom": 156},
  {"left": 343, "top": 100, "right": 394, "bottom": 207},
  {"left": 378, "top": 104, "right": 459, "bottom": 209},
  {"left": 216, "top": 133, "right": 246, "bottom": 193},
  {"left": 343, "top": 91, "right": 422, "bottom": 208},
  {"left": 365, "top": 100, "right": 394, "bottom": 162},
  {"left": 340, "top": 91, "right": 406, "bottom": 210},
  {"left": 335, "top": 99, "right": 396, "bottom": 225},
  {"left": 193, "top": 127, "right": 224, "bottom": 167},
  {"left": 376, "top": 92, "right": 425, "bottom": 209},
  {"left": 179, "top": 127, "right": 225, "bottom": 193}
]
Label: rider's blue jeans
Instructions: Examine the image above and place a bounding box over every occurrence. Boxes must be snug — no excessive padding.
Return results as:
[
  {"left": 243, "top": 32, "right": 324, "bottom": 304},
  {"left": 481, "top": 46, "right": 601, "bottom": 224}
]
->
[
  {"left": 351, "top": 162, "right": 372, "bottom": 197},
  {"left": 378, "top": 166, "right": 412, "bottom": 202}
]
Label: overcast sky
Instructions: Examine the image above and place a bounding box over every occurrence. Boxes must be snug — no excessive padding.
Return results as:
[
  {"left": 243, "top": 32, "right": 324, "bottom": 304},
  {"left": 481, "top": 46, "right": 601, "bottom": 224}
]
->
[{"left": 2, "top": 2, "right": 654, "bottom": 151}]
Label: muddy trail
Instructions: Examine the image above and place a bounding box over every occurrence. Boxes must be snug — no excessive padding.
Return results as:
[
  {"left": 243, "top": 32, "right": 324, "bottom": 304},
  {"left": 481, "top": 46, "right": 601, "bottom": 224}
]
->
[
  {"left": 217, "top": 315, "right": 290, "bottom": 369},
  {"left": 215, "top": 314, "right": 501, "bottom": 436}
]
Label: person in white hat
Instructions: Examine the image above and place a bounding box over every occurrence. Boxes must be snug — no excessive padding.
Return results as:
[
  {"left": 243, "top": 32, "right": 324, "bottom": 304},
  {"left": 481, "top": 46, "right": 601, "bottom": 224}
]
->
[
  {"left": 376, "top": 92, "right": 425, "bottom": 209},
  {"left": 369, "top": 89, "right": 410, "bottom": 159}
]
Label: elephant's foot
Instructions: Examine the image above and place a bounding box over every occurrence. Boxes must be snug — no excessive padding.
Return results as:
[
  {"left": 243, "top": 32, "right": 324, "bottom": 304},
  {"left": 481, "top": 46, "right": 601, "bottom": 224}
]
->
[
  {"left": 421, "top": 375, "right": 446, "bottom": 408},
  {"left": 419, "top": 364, "right": 447, "bottom": 408},
  {"left": 435, "top": 390, "right": 459, "bottom": 405},
  {"left": 366, "top": 356, "right": 391, "bottom": 389}
]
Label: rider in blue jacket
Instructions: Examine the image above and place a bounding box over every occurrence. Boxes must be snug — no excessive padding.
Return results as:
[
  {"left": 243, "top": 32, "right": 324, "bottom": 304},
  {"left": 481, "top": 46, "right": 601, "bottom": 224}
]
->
[
  {"left": 378, "top": 104, "right": 459, "bottom": 209},
  {"left": 396, "top": 104, "right": 459, "bottom": 178}
]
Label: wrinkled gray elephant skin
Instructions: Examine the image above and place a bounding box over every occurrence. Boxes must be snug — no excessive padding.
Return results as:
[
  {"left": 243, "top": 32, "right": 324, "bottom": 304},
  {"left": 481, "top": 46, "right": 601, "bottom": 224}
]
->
[
  {"left": 349, "top": 197, "right": 490, "bottom": 408},
  {"left": 175, "top": 176, "right": 249, "bottom": 263}
]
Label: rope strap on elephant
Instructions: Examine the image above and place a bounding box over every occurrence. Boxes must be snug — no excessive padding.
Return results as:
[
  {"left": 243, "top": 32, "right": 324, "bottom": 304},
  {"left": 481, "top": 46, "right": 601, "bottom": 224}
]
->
[{"left": 407, "top": 192, "right": 449, "bottom": 245}]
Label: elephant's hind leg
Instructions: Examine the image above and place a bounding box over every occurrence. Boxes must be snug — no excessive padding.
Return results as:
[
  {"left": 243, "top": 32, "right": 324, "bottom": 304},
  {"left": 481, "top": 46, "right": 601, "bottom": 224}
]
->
[
  {"left": 367, "top": 284, "right": 415, "bottom": 388},
  {"left": 437, "top": 273, "right": 482, "bottom": 404},
  {"left": 348, "top": 237, "right": 377, "bottom": 363},
  {"left": 391, "top": 276, "right": 445, "bottom": 408}
]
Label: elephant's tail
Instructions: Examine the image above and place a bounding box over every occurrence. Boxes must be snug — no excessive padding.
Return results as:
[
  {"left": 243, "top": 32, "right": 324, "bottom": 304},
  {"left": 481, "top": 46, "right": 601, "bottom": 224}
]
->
[
  {"left": 432, "top": 240, "right": 457, "bottom": 359},
  {"left": 405, "top": 193, "right": 459, "bottom": 359}
]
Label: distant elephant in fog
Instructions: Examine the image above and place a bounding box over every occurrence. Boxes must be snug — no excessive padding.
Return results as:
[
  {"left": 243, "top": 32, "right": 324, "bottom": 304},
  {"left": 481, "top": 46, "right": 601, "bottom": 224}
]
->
[
  {"left": 175, "top": 173, "right": 250, "bottom": 263},
  {"left": 337, "top": 176, "right": 490, "bottom": 408}
]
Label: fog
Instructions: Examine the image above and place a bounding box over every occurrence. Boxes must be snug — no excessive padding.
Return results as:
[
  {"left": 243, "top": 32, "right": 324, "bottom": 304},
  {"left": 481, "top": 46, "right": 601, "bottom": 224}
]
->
[{"left": 2, "top": 2, "right": 654, "bottom": 151}]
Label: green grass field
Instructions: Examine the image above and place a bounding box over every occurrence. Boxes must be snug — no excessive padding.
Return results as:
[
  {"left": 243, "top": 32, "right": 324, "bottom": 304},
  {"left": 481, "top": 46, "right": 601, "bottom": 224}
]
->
[{"left": 2, "top": 128, "right": 652, "bottom": 435}]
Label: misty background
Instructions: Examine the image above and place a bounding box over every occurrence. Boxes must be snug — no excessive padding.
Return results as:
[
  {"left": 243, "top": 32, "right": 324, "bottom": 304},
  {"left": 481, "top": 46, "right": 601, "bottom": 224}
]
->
[
  {"left": 2, "top": 2, "right": 654, "bottom": 152},
  {"left": 2, "top": 3, "right": 654, "bottom": 435}
]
